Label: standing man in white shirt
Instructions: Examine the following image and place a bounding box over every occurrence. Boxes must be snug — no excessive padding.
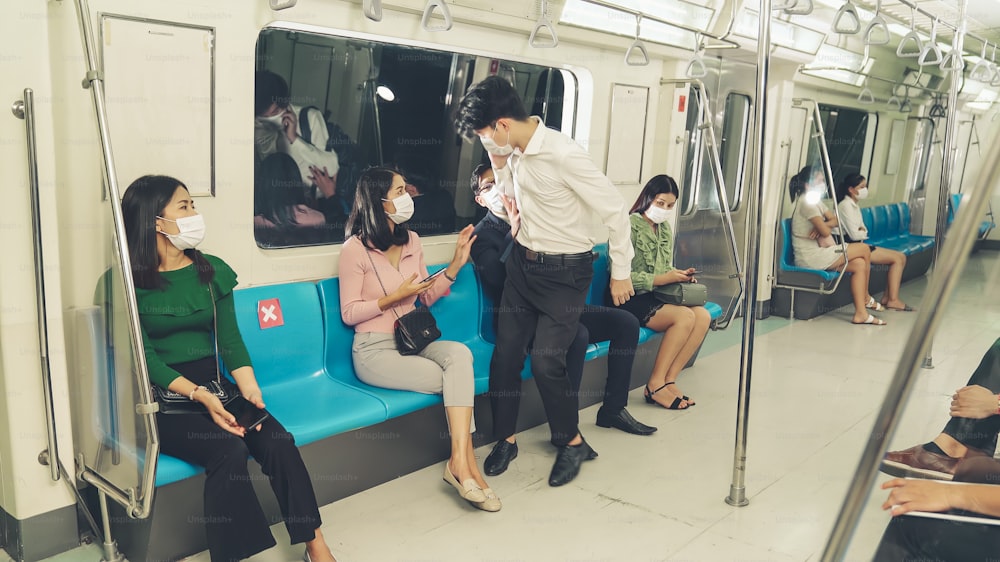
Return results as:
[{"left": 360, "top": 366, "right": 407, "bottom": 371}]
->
[{"left": 454, "top": 76, "right": 635, "bottom": 487}]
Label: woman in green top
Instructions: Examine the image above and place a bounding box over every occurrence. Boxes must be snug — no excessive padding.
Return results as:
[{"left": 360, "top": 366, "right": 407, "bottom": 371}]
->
[
  {"left": 613, "top": 175, "right": 710, "bottom": 410},
  {"left": 122, "top": 176, "right": 336, "bottom": 562}
]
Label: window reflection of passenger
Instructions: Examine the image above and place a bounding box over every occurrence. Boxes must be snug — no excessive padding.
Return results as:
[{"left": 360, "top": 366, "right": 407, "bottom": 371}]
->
[
  {"left": 402, "top": 171, "right": 456, "bottom": 236},
  {"left": 254, "top": 153, "right": 344, "bottom": 246},
  {"left": 254, "top": 70, "right": 340, "bottom": 197}
]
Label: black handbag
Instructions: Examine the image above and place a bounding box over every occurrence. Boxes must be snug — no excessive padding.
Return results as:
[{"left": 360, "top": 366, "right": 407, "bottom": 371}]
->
[
  {"left": 653, "top": 282, "right": 708, "bottom": 307},
  {"left": 366, "top": 250, "right": 441, "bottom": 355},
  {"left": 151, "top": 285, "right": 241, "bottom": 414}
]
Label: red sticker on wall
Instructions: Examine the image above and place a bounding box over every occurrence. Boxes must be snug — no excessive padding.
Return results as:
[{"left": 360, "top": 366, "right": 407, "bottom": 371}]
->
[
  {"left": 490, "top": 59, "right": 499, "bottom": 75},
  {"left": 678, "top": 95, "right": 686, "bottom": 112},
  {"left": 257, "top": 298, "right": 284, "bottom": 329}
]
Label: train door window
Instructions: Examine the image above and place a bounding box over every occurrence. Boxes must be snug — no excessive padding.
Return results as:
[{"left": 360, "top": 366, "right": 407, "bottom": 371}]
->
[
  {"left": 719, "top": 93, "right": 750, "bottom": 211},
  {"left": 818, "top": 104, "right": 877, "bottom": 187},
  {"left": 679, "top": 86, "right": 703, "bottom": 216},
  {"left": 253, "top": 29, "right": 578, "bottom": 248}
]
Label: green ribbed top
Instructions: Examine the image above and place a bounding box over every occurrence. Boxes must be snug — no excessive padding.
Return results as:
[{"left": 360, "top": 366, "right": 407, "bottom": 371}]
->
[{"left": 628, "top": 213, "right": 674, "bottom": 294}]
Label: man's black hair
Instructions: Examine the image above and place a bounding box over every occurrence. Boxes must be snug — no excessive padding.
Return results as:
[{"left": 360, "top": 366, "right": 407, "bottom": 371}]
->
[
  {"left": 254, "top": 70, "right": 290, "bottom": 117},
  {"left": 454, "top": 76, "right": 529, "bottom": 140},
  {"left": 470, "top": 163, "right": 492, "bottom": 196}
]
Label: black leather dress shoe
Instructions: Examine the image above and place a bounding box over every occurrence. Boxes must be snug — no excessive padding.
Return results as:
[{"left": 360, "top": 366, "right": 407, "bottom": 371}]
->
[
  {"left": 548, "top": 439, "right": 598, "bottom": 487},
  {"left": 484, "top": 440, "right": 518, "bottom": 476},
  {"left": 596, "top": 408, "right": 658, "bottom": 436}
]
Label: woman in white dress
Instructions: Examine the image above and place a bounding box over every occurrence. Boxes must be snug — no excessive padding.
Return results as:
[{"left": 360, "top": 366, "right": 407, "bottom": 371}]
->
[
  {"left": 789, "top": 166, "right": 885, "bottom": 325},
  {"left": 836, "top": 173, "right": 911, "bottom": 312}
]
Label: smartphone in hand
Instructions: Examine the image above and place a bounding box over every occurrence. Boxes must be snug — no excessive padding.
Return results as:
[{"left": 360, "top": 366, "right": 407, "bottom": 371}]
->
[
  {"left": 420, "top": 267, "right": 447, "bottom": 283},
  {"left": 224, "top": 396, "right": 270, "bottom": 430}
]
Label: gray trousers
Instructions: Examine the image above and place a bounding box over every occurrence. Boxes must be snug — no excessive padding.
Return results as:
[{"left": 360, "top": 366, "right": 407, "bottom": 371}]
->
[{"left": 352, "top": 332, "right": 476, "bottom": 431}]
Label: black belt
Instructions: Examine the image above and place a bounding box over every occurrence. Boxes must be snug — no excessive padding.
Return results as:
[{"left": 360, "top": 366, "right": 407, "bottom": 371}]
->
[{"left": 518, "top": 245, "right": 594, "bottom": 266}]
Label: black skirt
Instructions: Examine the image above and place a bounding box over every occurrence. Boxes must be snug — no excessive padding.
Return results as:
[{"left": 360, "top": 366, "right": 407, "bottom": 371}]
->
[{"left": 610, "top": 291, "right": 663, "bottom": 327}]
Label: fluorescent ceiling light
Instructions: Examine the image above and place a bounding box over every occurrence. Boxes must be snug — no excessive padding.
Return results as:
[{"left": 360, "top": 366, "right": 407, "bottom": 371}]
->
[
  {"left": 561, "top": 0, "right": 711, "bottom": 49},
  {"left": 734, "top": 10, "right": 826, "bottom": 55},
  {"left": 962, "top": 79, "right": 986, "bottom": 96},
  {"left": 967, "top": 88, "right": 998, "bottom": 111}
]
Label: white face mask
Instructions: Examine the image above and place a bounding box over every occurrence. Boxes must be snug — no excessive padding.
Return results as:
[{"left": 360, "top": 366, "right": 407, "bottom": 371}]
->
[
  {"left": 158, "top": 214, "right": 206, "bottom": 250},
  {"left": 857, "top": 187, "right": 869, "bottom": 200},
  {"left": 480, "top": 124, "right": 514, "bottom": 157},
  {"left": 645, "top": 205, "right": 672, "bottom": 225},
  {"left": 383, "top": 193, "right": 415, "bottom": 224},
  {"left": 481, "top": 186, "right": 506, "bottom": 215},
  {"left": 255, "top": 112, "right": 285, "bottom": 129}
]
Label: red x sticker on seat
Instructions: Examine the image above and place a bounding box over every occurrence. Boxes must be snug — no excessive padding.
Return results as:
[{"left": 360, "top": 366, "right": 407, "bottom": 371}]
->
[{"left": 257, "top": 298, "right": 284, "bottom": 329}]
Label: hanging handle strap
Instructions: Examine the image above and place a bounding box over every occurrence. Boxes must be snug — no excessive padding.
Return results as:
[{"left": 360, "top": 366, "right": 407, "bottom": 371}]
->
[
  {"left": 833, "top": 0, "right": 861, "bottom": 34},
  {"left": 363, "top": 0, "right": 382, "bottom": 22},
  {"left": 421, "top": 0, "right": 453, "bottom": 32}
]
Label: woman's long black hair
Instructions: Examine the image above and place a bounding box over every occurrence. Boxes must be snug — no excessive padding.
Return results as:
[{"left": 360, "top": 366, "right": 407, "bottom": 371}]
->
[
  {"left": 121, "top": 175, "right": 214, "bottom": 290},
  {"left": 836, "top": 173, "right": 865, "bottom": 203},
  {"left": 345, "top": 166, "right": 410, "bottom": 251},
  {"left": 788, "top": 165, "right": 816, "bottom": 202},
  {"left": 630, "top": 174, "right": 679, "bottom": 214},
  {"left": 255, "top": 153, "right": 310, "bottom": 226}
]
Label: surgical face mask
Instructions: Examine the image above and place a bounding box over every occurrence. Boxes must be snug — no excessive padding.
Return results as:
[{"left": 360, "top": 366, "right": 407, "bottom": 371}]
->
[
  {"left": 645, "top": 205, "right": 672, "bottom": 225},
  {"left": 857, "top": 187, "right": 869, "bottom": 200},
  {"left": 480, "top": 124, "right": 514, "bottom": 157},
  {"left": 383, "top": 193, "right": 414, "bottom": 224},
  {"left": 157, "top": 214, "right": 206, "bottom": 250},
  {"left": 481, "top": 186, "right": 506, "bottom": 215},
  {"left": 255, "top": 112, "right": 285, "bottom": 129}
]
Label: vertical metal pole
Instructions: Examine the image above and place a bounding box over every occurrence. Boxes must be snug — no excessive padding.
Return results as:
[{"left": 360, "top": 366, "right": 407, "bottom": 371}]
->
[
  {"left": 13, "top": 89, "right": 60, "bottom": 482},
  {"left": 73, "top": 0, "right": 159, "bottom": 519},
  {"left": 923, "top": 4, "right": 967, "bottom": 369},
  {"left": 821, "top": 4, "right": 980, "bottom": 561},
  {"left": 726, "top": 0, "right": 770, "bottom": 507}
]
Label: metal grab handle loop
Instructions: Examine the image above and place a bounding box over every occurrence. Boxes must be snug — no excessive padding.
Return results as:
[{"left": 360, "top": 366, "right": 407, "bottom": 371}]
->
[
  {"left": 919, "top": 20, "right": 943, "bottom": 66},
  {"left": 865, "top": 0, "right": 889, "bottom": 45},
  {"left": 897, "top": 6, "right": 923, "bottom": 58},
  {"left": 685, "top": 32, "right": 706, "bottom": 77},
  {"left": 857, "top": 80, "right": 875, "bottom": 104},
  {"left": 363, "top": 0, "right": 382, "bottom": 21},
  {"left": 832, "top": 0, "right": 860, "bottom": 34},
  {"left": 887, "top": 94, "right": 902, "bottom": 110},
  {"left": 421, "top": 0, "right": 453, "bottom": 32},
  {"left": 782, "top": 0, "right": 813, "bottom": 15},
  {"left": 529, "top": 0, "right": 558, "bottom": 48},
  {"left": 624, "top": 15, "right": 649, "bottom": 66}
]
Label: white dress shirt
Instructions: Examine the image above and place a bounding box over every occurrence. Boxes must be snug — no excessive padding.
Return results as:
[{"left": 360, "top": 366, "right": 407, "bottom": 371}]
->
[
  {"left": 491, "top": 117, "right": 634, "bottom": 280},
  {"left": 837, "top": 197, "right": 869, "bottom": 241}
]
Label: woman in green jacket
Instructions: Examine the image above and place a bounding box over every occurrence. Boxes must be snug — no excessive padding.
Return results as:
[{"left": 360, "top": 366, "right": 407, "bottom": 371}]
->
[
  {"left": 122, "top": 176, "right": 335, "bottom": 562},
  {"left": 613, "top": 175, "right": 710, "bottom": 411}
]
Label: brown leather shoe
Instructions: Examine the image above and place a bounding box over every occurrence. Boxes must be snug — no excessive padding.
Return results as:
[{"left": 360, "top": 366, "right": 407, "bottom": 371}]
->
[{"left": 880, "top": 444, "right": 958, "bottom": 481}]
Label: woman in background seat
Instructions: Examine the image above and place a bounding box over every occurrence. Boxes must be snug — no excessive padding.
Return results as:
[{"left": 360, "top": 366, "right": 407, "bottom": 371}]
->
[
  {"left": 789, "top": 165, "right": 884, "bottom": 326},
  {"left": 835, "top": 173, "right": 911, "bottom": 312}
]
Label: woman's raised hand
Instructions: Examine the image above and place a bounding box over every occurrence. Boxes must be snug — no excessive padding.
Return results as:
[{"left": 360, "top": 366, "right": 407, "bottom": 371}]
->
[{"left": 450, "top": 224, "right": 477, "bottom": 268}]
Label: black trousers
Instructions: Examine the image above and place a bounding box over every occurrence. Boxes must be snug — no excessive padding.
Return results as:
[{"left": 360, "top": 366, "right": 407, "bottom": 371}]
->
[
  {"left": 490, "top": 246, "right": 593, "bottom": 447},
  {"left": 159, "top": 357, "right": 321, "bottom": 562},
  {"left": 874, "top": 457, "right": 1000, "bottom": 561},
  {"left": 943, "top": 337, "right": 1000, "bottom": 455},
  {"left": 566, "top": 305, "right": 640, "bottom": 414}
]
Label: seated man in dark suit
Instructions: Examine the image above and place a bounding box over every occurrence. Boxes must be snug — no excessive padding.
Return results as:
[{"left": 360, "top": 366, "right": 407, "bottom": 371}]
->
[{"left": 468, "top": 163, "right": 657, "bottom": 478}]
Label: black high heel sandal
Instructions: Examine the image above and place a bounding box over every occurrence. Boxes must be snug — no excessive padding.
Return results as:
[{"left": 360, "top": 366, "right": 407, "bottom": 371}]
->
[{"left": 643, "top": 382, "right": 689, "bottom": 410}]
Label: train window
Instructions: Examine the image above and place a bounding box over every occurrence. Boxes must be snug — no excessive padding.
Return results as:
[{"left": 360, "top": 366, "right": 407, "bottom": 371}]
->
[
  {"left": 719, "top": 93, "right": 750, "bottom": 211},
  {"left": 679, "top": 85, "right": 703, "bottom": 216},
  {"left": 252, "top": 29, "right": 578, "bottom": 248},
  {"left": 817, "top": 104, "right": 877, "bottom": 187},
  {"left": 908, "top": 119, "right": 935, "bottom": 195}
]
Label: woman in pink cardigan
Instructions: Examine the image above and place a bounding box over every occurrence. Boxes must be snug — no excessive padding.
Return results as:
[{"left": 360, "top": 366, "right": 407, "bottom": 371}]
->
[{"left": 338, "top": 167, "right": 499, "bottom": 512}]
